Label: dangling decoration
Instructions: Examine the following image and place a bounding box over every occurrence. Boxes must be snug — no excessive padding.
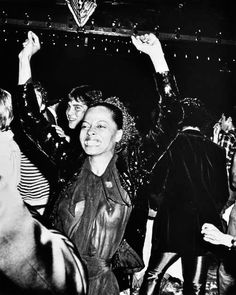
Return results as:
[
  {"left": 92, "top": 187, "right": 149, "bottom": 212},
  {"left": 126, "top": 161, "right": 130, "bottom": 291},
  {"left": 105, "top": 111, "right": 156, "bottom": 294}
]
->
[{"left": 65, "top": 0, "right": 97, "bottom": 27}]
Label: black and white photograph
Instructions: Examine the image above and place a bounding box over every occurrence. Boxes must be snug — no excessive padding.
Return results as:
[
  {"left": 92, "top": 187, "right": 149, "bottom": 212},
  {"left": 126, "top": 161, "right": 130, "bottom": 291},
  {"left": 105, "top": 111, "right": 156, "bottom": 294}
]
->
[{"left": 0, "top": 1, "right": 235, "bottom": 294}]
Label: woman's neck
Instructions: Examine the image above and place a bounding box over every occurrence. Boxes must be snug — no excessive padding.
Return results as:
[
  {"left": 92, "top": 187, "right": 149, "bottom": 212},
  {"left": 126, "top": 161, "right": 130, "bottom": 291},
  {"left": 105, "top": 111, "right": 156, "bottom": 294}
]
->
[{"left": 88, "top": 152, "right": 114, "bottom": 176}]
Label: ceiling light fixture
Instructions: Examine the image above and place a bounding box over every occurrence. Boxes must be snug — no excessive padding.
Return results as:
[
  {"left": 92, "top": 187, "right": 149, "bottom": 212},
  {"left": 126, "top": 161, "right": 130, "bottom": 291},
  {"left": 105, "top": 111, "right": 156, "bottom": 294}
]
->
[{"left": 65, "top": 0, "right": 97, "bottom": 27}]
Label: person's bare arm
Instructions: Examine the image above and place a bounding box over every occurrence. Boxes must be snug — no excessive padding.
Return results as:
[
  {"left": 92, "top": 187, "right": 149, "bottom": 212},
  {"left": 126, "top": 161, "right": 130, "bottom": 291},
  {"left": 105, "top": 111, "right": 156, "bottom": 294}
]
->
[
  {"left": 131, "top": 33, "right": 169, "bottom": 73},
  {"left": 18, "top": 31, "right": 40, "bottom": 85}
]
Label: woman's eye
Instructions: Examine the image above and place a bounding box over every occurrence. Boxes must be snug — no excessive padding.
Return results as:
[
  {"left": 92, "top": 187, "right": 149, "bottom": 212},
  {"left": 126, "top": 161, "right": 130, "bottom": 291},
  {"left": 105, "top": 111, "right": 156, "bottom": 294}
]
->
[{"left": 97, "top": 124, "right": 106, "bottom": 129}]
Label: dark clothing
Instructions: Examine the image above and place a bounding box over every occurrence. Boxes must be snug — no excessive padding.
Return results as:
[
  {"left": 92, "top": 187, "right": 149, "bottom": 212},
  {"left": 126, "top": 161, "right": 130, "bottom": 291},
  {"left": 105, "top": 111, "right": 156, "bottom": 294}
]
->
[
  {"left": 12, "top": 84, "right": 83, "bottom": 185},
  {"left": 13, "top": 72, "right": 182, "bottom": 218},
  {"left": 53, "top": 155, "right": 132, "bottom": 295},
  {"left": 140, "top": 252, "right": 209, "bottom": 295},
  {"left": 12, "top": 84, "right": 84, "bottom": 219},
  {"left": 13, "top": 71, "right": 183, "bottom": 294},
  {"left": 47, "top": 71, "right": 183, "bottom": 294},
  {"left": 219, "top": 256, "right": 236, "bottom": 295},
  {"left": 141, "top": 128, "right": 229, "bottom": 295},
  {"left": 150, "top": 129, "right": 228, "bottom": 256}
]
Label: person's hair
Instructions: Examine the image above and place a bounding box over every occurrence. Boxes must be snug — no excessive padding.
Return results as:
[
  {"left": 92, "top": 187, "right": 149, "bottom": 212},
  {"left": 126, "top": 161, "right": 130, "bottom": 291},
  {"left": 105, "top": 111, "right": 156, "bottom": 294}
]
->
[
  {"left": 0, "top": 88, "right": 13, "bottom": 131},
  {"left": 33, "top": 81, "right": 48, "bottom": 105},
  {"left": 90, "top": 101, "right": 123, "bottom": 130},
  {"left": 68, "top": 85, "right": 103, "bottom": 107},
  {"left": 89, "top": 96, "right": 139, "bottom": 152},
  {"left": 222, "top": 106, "right": 236, "bottom": 128},
  {"left": 178, "top": 97, "right": 213, "bottom": 131}
]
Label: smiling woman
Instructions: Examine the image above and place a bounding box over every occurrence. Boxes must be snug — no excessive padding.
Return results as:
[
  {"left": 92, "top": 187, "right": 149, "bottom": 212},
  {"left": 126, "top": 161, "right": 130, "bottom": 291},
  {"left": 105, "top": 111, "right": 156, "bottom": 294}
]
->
[
  {"left": 50, "top": 97, "right": 145, "bottom": 294},
  {"left": 15, "top": 31, "right": 185, "bottom": 295},
  {"left": 80, "top": 104, "right": 123, "bottom": 161},
  {"left": 47, "top": 32, "right": 184, "bottom": 294}
]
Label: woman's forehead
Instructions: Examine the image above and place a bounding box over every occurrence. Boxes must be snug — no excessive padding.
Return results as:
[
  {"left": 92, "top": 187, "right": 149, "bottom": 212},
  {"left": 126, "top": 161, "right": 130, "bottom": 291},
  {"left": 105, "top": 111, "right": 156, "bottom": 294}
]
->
[{"left": 85, "top": 106, "right": 113, "bottom": 120}]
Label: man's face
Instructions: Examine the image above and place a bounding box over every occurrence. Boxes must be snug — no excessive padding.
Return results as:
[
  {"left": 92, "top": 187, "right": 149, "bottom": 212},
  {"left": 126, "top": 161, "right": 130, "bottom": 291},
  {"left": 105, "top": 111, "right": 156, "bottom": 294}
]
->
[{"left": 66, "top": 99, "right": 88, "bottom": 129}]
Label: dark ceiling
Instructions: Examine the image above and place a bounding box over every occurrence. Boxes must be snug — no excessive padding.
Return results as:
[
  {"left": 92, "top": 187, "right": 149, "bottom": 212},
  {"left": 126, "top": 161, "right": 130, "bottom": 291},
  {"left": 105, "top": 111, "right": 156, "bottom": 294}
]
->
[
  {"left": 0, "top": 0, "right": 235, "bottom": 118},
  {"left": 0, "top": 0, "right": 235, "bottom": 40}
]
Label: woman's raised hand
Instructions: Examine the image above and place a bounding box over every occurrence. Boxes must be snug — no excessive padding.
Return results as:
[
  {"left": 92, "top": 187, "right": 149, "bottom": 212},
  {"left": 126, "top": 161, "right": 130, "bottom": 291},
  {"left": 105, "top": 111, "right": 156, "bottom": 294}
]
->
[
  {"left": 18, "top": 31, "right": 40, "bottom": 60},
  {"left": 131, "top": 33, "right": 169, "bottom": 73},
  {"left": 131, "top": 33, "right": 163, "bottom": 56}
]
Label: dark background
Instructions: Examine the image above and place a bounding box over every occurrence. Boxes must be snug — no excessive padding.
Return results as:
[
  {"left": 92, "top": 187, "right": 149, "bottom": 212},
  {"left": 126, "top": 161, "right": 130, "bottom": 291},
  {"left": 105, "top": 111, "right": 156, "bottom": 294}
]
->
[{"left": 0, "top": 0, "right": 235, "bottom": 128}]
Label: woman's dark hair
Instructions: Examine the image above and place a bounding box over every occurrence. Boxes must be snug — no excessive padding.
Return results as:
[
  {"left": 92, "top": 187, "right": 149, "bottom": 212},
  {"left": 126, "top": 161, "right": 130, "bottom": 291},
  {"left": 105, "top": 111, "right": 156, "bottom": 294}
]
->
[
  {"left": 88, "top": 97, "right": 139, "bottom": 152},
  {"left": 68, "top": 85, "right": 102, "bottom": 107},
  {"left": 90, "top": 101, "right": 123, "bottom": 130}
]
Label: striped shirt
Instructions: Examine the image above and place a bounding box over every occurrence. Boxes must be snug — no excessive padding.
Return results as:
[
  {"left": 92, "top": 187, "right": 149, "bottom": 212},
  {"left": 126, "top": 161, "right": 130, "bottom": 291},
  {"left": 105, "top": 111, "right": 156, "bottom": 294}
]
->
[{"left": 18, "top": 151, "right": 50, "bottom": 214}]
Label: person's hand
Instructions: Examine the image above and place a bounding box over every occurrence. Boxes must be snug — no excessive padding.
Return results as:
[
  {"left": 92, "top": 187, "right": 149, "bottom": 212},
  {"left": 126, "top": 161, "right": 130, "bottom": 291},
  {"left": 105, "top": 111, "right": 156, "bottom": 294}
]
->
[
  {"left": 18, "top": 31, "right": 40, "bottom": 60},
  {"left": 212, "top": 122, "right": 221, "bottom": 143},
  {"left": 201, "top": 223, "right": 232, "bottom": 247},
  {"left": 52, "top": 125, "right": 71, "bottom": 142},
  {"left": 148, "top": 208, "right": 157, "bottom": 218},
  {"left": 131, "top": 33, "right": 169, "bottom": 73},
  {"left": 131, "top": 33, "right": 163, "bottom": 56}
]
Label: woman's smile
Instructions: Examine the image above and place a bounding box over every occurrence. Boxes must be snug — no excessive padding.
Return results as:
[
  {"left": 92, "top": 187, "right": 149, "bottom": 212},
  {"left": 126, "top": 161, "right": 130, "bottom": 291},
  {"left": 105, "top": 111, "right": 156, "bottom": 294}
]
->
[{"left": 84, "top": 138, "right": 100, "bottom": 147}]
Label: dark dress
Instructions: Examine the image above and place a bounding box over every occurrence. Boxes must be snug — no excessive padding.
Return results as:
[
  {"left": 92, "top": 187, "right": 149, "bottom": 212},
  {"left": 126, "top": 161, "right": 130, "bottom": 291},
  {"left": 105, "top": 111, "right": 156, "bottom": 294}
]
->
[{"left": 53, "top": 155, "right": 132, "bottom": 295}]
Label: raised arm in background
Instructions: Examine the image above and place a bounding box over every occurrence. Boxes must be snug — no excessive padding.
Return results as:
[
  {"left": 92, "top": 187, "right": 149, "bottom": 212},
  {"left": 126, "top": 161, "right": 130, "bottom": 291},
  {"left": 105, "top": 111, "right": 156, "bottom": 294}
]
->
[{"left": 18, "top": 31, "right": 40, "bottom": 85}]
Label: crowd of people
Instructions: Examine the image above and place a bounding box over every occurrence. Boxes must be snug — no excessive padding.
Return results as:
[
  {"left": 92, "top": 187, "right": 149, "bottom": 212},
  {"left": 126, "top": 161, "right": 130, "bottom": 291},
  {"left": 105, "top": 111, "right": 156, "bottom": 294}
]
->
[{"left": 0, "top": 30, "right": 235, "bottom": 295}]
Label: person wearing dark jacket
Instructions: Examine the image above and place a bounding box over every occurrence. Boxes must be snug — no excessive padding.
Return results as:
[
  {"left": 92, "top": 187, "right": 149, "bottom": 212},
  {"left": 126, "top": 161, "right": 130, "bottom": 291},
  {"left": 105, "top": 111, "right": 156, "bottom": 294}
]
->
[
  {"left": 14, "top": 31, "right": 102, "bottom": 217},
  {"left": 14, "top": 31, "right": 181, "bottom": 222},
  {"left": 139, "top": 97, "right": 229, "bottom": 295},
  {"left": 14, "top": 31, "right": 184, "bottom": 294}
]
